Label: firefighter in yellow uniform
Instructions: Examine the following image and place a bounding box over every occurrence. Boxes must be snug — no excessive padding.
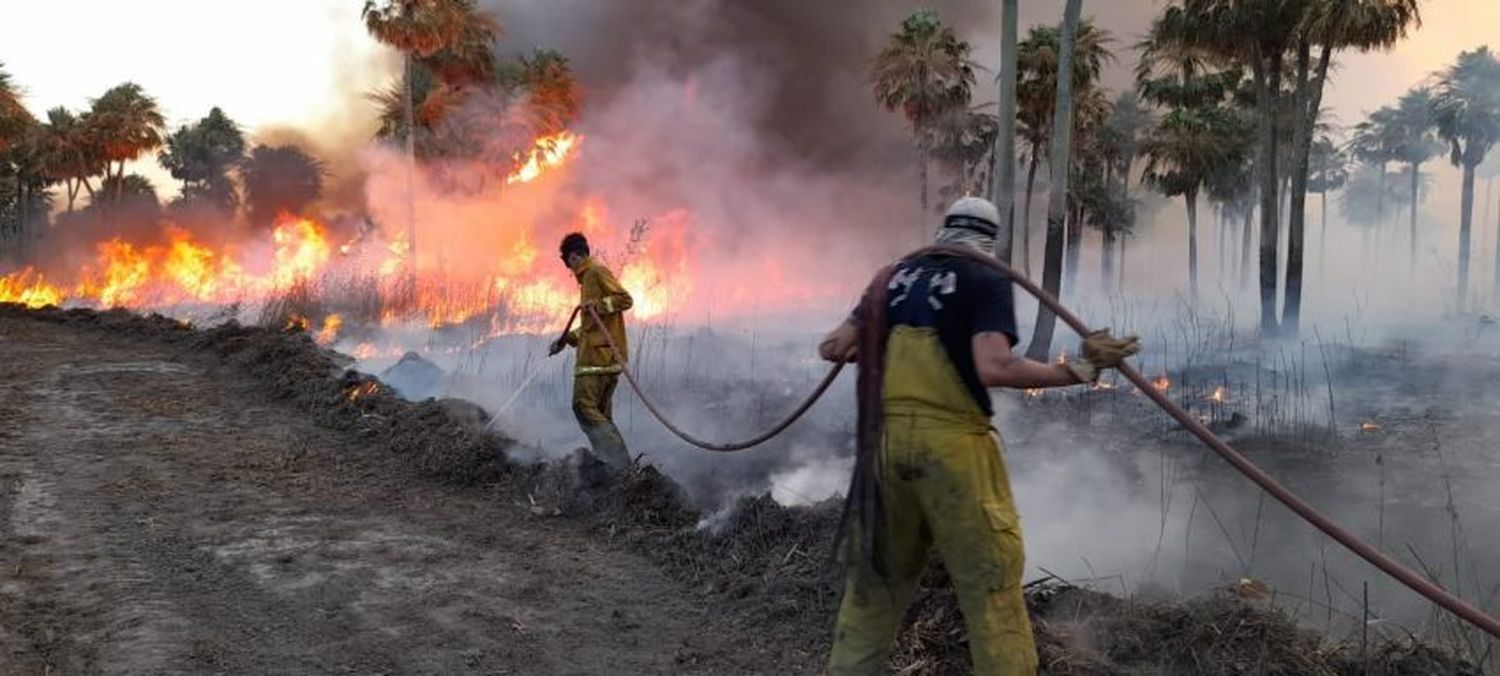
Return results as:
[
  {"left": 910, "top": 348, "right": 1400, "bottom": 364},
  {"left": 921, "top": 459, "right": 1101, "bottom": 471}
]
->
[
  {"left": 550, "top": 232, "right": 635, "bottom": 470},
  {"left": 818, "top": 197, "right": 1140, "bottom": 675}
]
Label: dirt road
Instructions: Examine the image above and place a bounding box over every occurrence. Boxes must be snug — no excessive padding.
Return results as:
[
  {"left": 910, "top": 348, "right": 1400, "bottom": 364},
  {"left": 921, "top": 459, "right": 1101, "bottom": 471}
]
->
[{"left": 0, "top": 314, "right": 809, "bottom": 675}]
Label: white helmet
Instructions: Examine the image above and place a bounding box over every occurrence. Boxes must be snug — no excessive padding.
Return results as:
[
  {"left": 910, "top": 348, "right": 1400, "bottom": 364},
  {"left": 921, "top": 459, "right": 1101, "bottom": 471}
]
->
[{"left": 943, "top": 196, "right": 1000, "bottom": 236}]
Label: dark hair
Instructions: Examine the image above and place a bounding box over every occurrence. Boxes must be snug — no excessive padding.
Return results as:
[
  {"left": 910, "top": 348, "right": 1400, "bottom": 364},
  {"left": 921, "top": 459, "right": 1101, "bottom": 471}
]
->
[{"left": 560, "top": 232, "right": 590, "bottom": 258}]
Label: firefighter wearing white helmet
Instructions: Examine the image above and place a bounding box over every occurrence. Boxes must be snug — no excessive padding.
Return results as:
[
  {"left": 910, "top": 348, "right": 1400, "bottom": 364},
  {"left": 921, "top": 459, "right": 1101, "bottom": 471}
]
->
[
  {"left": 937, "top": 195, "right": 1003, "bottom": 253},
  {"left": 817, "top": 196, "right": 1140, "bottom": 675}
]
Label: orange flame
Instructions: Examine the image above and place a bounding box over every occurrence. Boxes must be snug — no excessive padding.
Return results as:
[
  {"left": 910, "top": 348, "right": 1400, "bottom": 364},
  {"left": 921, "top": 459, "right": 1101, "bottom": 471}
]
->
[
  {"left": 316, "top": 314, "right": 343, "bottom": 345},
  {"left": 2, "top": 123, "right": 723, "bottom": 343},
  {"left": 346, "top": 381, "right": 380, "bottom": 401},
  {"left": 507, "top": 132, "right": 580, "bottom": 185},
  {"left": 0, "top": 268, "right": 65, "bottom": 308}
]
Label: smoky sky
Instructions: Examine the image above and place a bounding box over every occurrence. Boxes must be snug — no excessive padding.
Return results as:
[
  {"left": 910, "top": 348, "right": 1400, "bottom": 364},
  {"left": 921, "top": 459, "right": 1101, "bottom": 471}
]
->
[{"left": 484, "top": 0, "right": 1003, "bottom": 172}]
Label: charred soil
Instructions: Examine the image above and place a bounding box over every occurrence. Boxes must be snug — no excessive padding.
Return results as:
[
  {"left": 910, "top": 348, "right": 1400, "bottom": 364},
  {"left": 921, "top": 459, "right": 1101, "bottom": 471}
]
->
[{"left": 0, "top": 304, "right": 1483, "bottom": 675}]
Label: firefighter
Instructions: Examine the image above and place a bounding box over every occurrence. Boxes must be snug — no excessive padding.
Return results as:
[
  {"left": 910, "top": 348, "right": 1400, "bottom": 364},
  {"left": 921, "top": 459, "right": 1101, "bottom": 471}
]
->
[
  {"left": 818, "top": 197, "right": 1140, "bottom": 675},
  {"left": 549, "top": 232, "right": 634, "bottom": 470}
]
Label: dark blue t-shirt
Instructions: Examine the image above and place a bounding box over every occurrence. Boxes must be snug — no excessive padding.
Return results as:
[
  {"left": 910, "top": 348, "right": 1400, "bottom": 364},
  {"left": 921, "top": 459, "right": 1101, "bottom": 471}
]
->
[{"left": 862, "top": 254, "right": 1019, "bottom": 415}]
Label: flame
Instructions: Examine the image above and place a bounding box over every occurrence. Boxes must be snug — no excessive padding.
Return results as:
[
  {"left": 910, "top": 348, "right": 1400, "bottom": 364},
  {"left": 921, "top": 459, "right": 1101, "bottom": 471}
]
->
[
  {"left": 78, "top": 240, "right": 151, "bottom": 307},
  {"left": 0, "top": 268, "right": 65, "bottom": 308},
  {"left": 1360, "top": 421, "right": 1381, "bottom": 432},
  {"left": 1152, "top": 375, "right": 1171, "bottom": 392},
  {"left": 1023, "top": 388, "right": 1044, "bottom": 398},
  {"left": 271, "top": 216, "right": 333, "bottom": 288},
  {"left": 1208, "top": 386, "right": 1228, "bottom": 403},
  {"left": 316, "top": 314, "right": 343, "bottom": 345},
  {"left": 285, "top": 314, "right": 311, "bottom": 332},
  {"left": 0, "top": 123, "right": 735, "bottom": 345},
  {"left": 346, "top": 381, "right": 380, "bottom": 401},
  {"left": 507, "top": 132, "right": 580, "bottom": 185}
]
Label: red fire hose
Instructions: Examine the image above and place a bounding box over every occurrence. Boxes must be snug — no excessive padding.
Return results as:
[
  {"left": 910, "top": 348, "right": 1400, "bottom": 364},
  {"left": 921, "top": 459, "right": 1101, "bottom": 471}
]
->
[
  {"left": 568, "top": 252, "right": 1500, "bottom": 639},
  {"left": 567, "top": 304, "right": 843, "bottom": 451}
]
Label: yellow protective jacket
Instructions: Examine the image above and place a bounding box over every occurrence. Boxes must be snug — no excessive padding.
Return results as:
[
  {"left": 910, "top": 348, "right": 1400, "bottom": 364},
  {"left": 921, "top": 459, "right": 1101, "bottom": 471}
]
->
[{"left": 566, "top": 256, "right": 633, "bottom": 375}]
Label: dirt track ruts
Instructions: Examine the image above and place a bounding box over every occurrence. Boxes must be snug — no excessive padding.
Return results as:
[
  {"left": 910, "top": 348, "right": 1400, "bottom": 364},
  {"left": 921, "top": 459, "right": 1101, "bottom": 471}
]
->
[{"left": 0, "top": 314, "right": 814, "bottom": 675}]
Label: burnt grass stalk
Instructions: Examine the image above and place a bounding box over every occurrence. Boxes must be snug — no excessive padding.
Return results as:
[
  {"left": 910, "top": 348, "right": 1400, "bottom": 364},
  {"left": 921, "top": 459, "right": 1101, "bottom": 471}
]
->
[{"left": 1, "top": 301, "right": 1483, "bottom": 676}]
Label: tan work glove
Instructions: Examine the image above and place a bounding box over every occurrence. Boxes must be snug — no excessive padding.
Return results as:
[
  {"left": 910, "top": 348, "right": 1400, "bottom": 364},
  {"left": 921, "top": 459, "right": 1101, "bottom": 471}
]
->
[{"left": 1067, "top": 329, "right": 1142, "bottom": 383}]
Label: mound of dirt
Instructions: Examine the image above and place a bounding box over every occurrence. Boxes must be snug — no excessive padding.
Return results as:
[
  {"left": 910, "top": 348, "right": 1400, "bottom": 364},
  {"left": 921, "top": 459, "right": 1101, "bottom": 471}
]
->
[
  {"left": 2, "top": 304, "right": 512, "bottom": 486},
  {"left": 4, "top": 303, "right": 1483, "bottom": 675}
]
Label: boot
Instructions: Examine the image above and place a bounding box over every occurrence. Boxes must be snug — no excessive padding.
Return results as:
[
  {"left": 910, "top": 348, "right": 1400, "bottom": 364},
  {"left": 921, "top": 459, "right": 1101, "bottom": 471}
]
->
[
  {"left": 584, "top": 422, "right": 632, "bottom": 471},
  {"left": 569, "top": 446, "right": 613, "bottom": 490}
]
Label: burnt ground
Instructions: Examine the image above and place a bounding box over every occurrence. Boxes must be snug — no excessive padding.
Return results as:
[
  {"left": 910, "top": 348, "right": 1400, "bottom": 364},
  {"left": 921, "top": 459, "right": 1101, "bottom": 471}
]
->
[
  {"left": 0, "top": 310, "right": 806, "bottom": 675},
  {"left": 0, "top": 305, "right": 1485, "bottom": 675}
]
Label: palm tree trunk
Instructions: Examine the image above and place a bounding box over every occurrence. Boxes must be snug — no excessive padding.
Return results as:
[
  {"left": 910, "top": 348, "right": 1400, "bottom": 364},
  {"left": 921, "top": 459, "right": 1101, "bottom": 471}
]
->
[
  {"left": 1319, "top": 190, "right": 1328, "bottom": 279},
  {"left": 1187, "top": 190, "right": 1199, "bottom": 302},
  {"left": 1064, "top": 203, "right": 1082, "bottom": 296},
  {"left": 1409, "top": 161, "right": 1421, "bottom": 272},
  {"left": 404, "top": 52, "right": 419, "bottom": 301},
  {"left": 991, "top": 0, "right": 1019, "bottom": 263},
  {"left": 1375, "top": 162, "right": 1387, "bottom": 226},
  {"left": 1493, "top": 177, "right": 1500, "bottom": 296},
  {"left": 918, "top": 134, "right": 930, "bottom": 232},
  {"left": 1025, "top": 0, "right": 1081, "bottom": 361},
  {"left": 1240, "top": 205, "right": 1253, "bottom": 292},
  {"left": 1119, "top": 234, "right": 1127, "bottom": 289},
  {"left": 1458, "top": 160, "right": 1477, "bottom": 306},
  {"left": 1254, "top": 53, "right": 1281, "bottom": 335},
  {"left": 1217, "top": 208, "right": 1227, "bottom": 281},
  {"left": 1282, "top": 39, "right": 1313, "bottom": 337},
  {"left": 17, "top": 178, "right": 27, "bottom": 245},
  {"left": 1022, "top": 151, "right": 1039, "bottom": 277},
  {"left": 1102, "top": 224, "right": 1115, "bottom": 292}
]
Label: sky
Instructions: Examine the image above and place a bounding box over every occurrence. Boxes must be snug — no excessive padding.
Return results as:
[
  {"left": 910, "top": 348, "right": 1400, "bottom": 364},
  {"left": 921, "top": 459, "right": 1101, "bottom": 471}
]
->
[{"left": 0, "top": 0, "right": 1496, "bottom": 195}]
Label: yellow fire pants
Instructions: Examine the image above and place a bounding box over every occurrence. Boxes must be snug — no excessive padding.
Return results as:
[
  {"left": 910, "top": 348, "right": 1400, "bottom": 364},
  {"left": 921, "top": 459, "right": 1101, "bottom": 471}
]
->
[
  {"left": 830, "top": 326, "right": 1037, "bottom": 675},
  {"left": 572, "top": 373, "right": 630, "bottom": 468}
]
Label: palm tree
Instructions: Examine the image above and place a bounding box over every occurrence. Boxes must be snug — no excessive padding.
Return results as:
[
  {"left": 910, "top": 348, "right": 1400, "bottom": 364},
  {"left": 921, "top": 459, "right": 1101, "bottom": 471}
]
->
[
  {"left": 501, "top": 49, "right": 581, "bottom": 139},
  {"left": 1138, "top": 11, "right": 1250, "bottom": 302},
  {"left": 929, "top": 105, "right": 1000, "bottom": 200},
  {"left": 0, "top": 64, "right": 32, "bottom": 155},
  {"left": 363, "top": 0, "right": 501, "bottom": 289},
  {"left": 0, "top": 66, "right": 44, "bottom": 247},
  {"left": 371, "top": 64, "right": 455, "bottom": 154},
  {"left": 158, "top": 107, "right": 246, "bottom": 213},
  {"left": 871, "top": 10, "right": 976, "bottom": 226},
  {"left": 33, "top": 108, "right": 102, "bottom": 212},
  {"left": 91, "top": 173, "right": 159, "bottom": 209},
  {"left": 84, "top": 83, "right": 166, "bottom": 204},
  {"left": 1307, "top": 134, "right": 1349, "bottom": 272},
  {"left": 1432, "top": 46, "right": 1500, "bottom": 304},
  {"left": 1280, "top": 0, "right": 1420, "bottom": 335},
  {"left": 1014, "top": 17, "right": 1114, "bottom": 279},
  {"left": 1024, "top": 0, "right": 1083, "bottom": 361},
  {"left": 1096, "top": 92, "right": 1150, "bottom": 290},
  {"left": 1150, "top": 1, "right": 1302, "bottom": 334},
  {"left": 1142, "top": 105, "right": 1251, "bottom": 300},
  {"left": 1386, "top": 88, "right": 1442, "bottom": 270},
  {"left": 239, "top": 144, "right": 326, "bottom": 228},
  {"left": 1347, "top": 105, "right": 1403, "bottom": 225},
  {"left": 1063, "top": 86, "right": 1112, "bottom": 295},
  {"left": 1481, "top": 156, "right": 1500, "bottom": 293},
  {"left": 990, "top": 0, "right": 1020, "bottom": 263}
]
